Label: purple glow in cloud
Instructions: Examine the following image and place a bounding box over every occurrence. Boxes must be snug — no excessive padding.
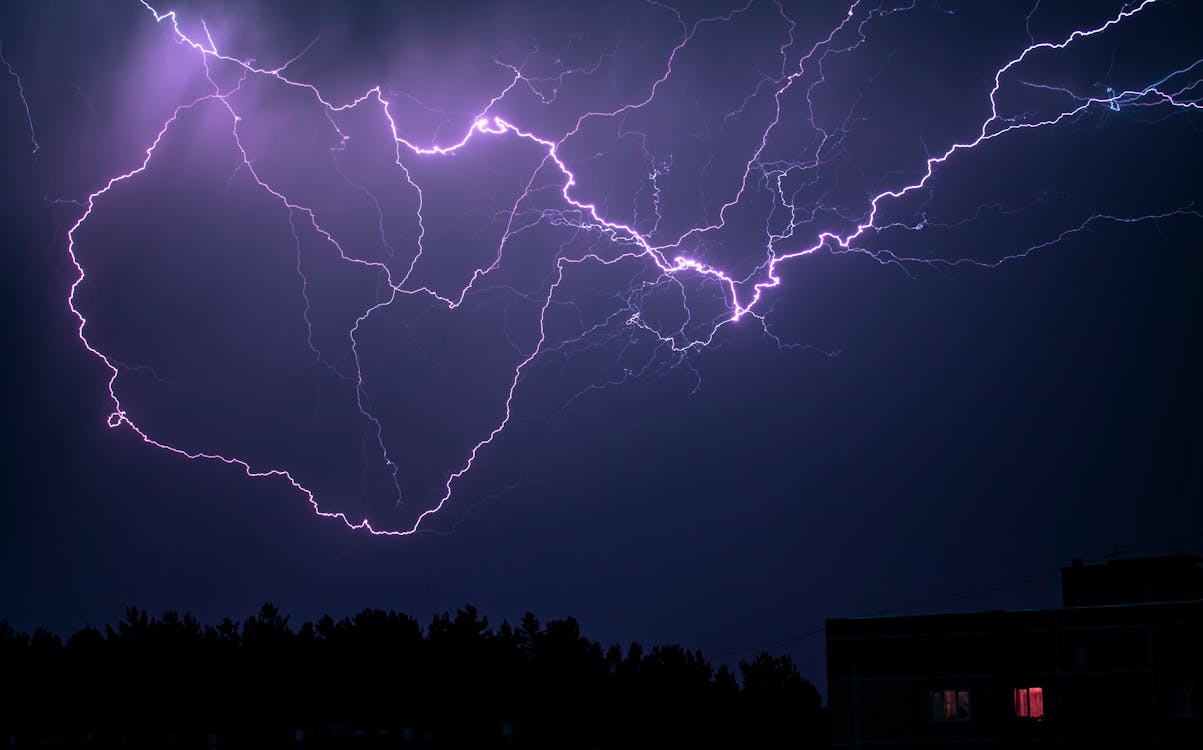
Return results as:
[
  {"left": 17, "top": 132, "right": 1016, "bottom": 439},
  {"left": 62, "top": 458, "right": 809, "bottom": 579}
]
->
[{"left": 49, "top": 0, "right": 1203, "bottom": 535}]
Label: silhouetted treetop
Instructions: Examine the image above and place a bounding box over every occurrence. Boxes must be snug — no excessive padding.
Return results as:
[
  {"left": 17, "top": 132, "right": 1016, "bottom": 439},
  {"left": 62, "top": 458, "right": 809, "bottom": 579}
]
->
[{"left": 0, "top": 605, "right": 826, "bottom": 749}]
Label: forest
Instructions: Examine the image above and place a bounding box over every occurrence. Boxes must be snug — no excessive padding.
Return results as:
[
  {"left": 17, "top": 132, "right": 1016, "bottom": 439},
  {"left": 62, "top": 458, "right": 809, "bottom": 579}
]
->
[{"left": 1, "top": 604, "right": 825, "bottom": 748}]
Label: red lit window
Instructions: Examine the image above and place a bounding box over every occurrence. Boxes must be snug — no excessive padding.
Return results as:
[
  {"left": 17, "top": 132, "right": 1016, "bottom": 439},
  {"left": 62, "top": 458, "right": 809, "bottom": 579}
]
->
[
  {"left": 1014, "top": 687, "right": 1044, "bottom": 719},
  {"left": 930, "top": 689, "right": 971, "bottom": 721}
]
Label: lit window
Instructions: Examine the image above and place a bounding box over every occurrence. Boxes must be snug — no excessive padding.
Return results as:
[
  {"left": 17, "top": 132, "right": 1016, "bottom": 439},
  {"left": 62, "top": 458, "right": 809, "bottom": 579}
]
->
[
  {"left": 930, "top": 689, "right": 971, "bottom": 721},
  {"left": 1014, "top": 687, "right": 1044, "bottom": 719}
]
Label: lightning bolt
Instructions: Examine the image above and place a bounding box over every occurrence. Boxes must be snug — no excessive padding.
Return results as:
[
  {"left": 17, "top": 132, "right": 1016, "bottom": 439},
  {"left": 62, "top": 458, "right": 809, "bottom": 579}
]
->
[
  {"left": 45, "top": 0, "right": 1203, "bottom": 535},
  {"left": 0, "top": 41, "right": 39, "bottom": 155}
]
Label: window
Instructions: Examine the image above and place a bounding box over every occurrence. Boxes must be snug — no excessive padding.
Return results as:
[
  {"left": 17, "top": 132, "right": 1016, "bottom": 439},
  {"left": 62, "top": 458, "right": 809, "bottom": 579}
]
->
[
  {"left": 930, "top": 689, "right": 971, "bottom": 721},
  {"left": 1013, "top": 687, "right": 1044, "bottom": 720},
  {"left": 1172, "top": 680, "right": 1202, "bottom": 719},
  {"left": 1074, "top": 643, "right": 1087, "bottom": 665}
]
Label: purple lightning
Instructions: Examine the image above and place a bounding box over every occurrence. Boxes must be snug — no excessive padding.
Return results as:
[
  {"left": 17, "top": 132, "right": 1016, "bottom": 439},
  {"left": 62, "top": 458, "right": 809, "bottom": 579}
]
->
[
  {"left": 54, "top": 0, "right": 1203, "bottom": 535},
  {"left": 0, "top": 42, "right": 39, "bottom": 155}
]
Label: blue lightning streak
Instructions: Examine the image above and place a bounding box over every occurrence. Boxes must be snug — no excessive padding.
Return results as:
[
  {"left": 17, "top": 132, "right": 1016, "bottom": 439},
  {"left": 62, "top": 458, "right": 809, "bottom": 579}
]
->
[{"left": 0, "top": 42, "right": 39, "bottom": 155}]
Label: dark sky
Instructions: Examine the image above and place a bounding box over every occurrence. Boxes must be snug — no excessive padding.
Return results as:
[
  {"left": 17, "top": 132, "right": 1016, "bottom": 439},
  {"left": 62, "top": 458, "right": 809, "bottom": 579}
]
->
[{"left": 1, "top": 0, "right": 1201, "bottom": 689}]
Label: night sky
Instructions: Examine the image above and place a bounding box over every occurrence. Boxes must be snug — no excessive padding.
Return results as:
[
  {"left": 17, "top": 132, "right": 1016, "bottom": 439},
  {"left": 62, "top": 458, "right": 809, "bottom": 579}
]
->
[{"left": 1, "top": 0, "right": 1201, "bottom": 689}]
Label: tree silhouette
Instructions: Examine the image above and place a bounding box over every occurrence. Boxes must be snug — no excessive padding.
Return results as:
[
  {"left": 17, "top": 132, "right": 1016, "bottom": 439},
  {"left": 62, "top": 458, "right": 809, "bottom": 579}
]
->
[{"left": 0, "top": 606, "right": 826, "bottom": 748}]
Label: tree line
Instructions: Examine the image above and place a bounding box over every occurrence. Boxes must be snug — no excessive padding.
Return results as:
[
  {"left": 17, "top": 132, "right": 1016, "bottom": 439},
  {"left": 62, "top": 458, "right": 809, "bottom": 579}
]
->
[{"left": 0, "top": 604, "right": 824, "bottom": 748}]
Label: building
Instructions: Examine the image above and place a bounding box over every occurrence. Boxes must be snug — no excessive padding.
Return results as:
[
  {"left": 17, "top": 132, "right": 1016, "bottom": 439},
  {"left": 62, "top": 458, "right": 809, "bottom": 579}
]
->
[{"left": 826, "top": 555, "right": 1203, "bottom": 748}]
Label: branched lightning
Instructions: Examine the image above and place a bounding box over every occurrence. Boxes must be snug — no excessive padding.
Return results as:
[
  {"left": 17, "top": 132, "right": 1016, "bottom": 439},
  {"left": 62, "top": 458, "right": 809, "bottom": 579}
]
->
[{"left": 40, "top": 0, "right": 1202, "bottom": 535}]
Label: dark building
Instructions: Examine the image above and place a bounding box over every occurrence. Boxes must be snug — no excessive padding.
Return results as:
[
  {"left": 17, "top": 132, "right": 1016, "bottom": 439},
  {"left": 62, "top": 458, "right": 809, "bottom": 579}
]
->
[
  {"left": 1062, "top": 555, "right": 1203, "bottom": 608},
  {"left": 826, "top": 556, "right": 1203, "bottom": 748}
]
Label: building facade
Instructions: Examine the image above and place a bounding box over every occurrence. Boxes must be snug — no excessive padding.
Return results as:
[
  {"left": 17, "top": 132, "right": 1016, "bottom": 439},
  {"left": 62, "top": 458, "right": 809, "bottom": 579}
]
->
[{"left": 826, "top": 556, "right": 1203, "bottom": 748}]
